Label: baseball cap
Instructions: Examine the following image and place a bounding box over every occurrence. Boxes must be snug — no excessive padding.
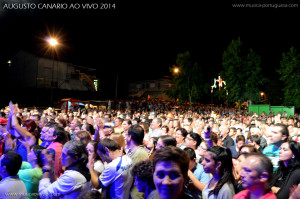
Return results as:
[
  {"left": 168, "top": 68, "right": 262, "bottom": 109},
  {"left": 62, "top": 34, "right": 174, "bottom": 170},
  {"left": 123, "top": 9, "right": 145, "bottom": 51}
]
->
[{"left": 0, "top": 118, "right": 8, "bottom": 125}]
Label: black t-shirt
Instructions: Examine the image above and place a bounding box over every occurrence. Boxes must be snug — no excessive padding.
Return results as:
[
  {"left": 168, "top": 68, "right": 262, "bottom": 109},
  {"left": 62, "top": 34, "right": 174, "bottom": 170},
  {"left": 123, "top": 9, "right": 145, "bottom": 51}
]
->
[{"left": 223, "top": 135, "right": 234, "bottom": 149}]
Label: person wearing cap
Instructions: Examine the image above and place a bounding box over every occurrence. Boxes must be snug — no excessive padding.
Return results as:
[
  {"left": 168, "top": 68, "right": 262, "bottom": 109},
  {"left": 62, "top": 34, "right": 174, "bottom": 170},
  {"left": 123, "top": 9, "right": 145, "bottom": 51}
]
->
[{"left": 0, "top": 118, "right": 9, "bottom": 156}]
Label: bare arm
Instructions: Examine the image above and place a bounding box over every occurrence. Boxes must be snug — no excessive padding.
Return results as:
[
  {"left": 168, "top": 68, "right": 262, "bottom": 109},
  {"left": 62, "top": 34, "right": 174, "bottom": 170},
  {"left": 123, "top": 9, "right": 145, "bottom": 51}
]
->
[
  {"left": 188, "top": 170, "right": 207, "bottom": 191},
  {"left": 88, "top": 157, "right": 101, "bottom": 189},
  {"left": 8, "top": 102, "right": 36, "bottom": 146}
]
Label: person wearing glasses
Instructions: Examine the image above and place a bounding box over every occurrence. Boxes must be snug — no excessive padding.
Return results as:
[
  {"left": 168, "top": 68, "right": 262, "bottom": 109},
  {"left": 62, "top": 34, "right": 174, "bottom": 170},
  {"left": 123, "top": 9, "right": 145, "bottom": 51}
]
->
[{"left": 175, "top": 128, "right": 188, "bottom": 149}]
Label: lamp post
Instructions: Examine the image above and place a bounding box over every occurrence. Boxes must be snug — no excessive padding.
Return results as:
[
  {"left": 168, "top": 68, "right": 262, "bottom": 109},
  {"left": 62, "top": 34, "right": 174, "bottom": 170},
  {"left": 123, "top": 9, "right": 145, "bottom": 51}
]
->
[
  {"left": 260, "top": 92, "right": 265, "bottom": 103},
  {"left": 173, "top": 67, "right": 179, "bottom": 74},
  {"left": 172, "top": 66, "right": 181, "bottom": 106},
  {"left": 47, "top": 37, "right": 58, "bottom": 105}
]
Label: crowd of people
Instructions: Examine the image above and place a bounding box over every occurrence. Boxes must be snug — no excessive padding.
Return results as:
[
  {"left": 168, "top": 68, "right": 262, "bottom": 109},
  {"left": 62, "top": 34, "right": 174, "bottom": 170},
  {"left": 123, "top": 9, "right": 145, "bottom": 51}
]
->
[{"left": 0, "top": 98, "right": 300, "bottom": 199}]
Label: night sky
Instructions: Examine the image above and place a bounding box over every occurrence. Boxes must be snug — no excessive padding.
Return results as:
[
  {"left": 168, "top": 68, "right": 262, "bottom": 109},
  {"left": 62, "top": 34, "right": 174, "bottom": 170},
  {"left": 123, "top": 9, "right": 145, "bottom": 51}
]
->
[{"left": 1, "top": 0, "right": 300, "bottom": 100}]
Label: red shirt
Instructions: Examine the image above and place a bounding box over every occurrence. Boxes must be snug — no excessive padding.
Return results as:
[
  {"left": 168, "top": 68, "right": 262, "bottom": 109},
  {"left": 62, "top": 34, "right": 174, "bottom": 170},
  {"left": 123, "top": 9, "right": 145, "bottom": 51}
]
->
[{"left": 233, "top": 190, "right": 277, "bottom": 199}]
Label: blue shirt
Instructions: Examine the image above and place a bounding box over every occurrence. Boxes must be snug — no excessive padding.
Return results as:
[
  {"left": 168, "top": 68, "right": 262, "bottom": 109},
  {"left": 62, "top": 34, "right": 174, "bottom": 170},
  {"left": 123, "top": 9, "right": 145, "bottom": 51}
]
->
[{"left": 263, "top": 143, "right": 281, "bottom": 171}]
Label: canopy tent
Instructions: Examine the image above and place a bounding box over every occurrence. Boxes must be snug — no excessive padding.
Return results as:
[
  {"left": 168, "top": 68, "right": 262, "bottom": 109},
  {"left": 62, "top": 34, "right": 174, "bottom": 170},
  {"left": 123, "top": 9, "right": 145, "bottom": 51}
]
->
[{"left": 57, "top": 98, "right": 84, "bottom": 113}]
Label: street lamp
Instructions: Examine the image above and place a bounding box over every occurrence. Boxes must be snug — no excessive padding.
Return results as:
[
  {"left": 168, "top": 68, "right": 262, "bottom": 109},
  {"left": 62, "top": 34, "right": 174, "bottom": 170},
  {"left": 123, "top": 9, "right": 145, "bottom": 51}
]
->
[
  {"left": 174, "top": 67, "right": 179, "bottom": 74},
  {"left": 47, "top": 37, "right": 58, "bottom": 105},
  {"left": 261, "top": 92, "right": 265, "bottom": 103},
  {"left": 48, "top": 38, "right": 58, "bottom": 46}
]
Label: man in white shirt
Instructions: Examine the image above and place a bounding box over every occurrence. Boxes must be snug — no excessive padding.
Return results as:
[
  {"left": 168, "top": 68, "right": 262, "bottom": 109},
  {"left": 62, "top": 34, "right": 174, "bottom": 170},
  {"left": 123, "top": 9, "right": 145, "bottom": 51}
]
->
[
  {"left": 0, "top": 151, "right": 27, "bottom": 199},
  {"left": 149, "top": 118, "right": 162, "bottom": 138},
  {"left": 89, "top": 138, "right": 133, "bottom": 199}
]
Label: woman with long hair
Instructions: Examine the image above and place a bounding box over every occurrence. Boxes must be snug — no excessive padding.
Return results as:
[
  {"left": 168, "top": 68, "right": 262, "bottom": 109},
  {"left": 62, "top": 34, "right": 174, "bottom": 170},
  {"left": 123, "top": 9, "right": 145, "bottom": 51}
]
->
[
  {"left": 270, "top": 141, "right": 300, "bottom": 199},
  {"left": 39, "top": 140, "right": 91, "bottom": 198},
  {"left": 22, "top": 119, "right": 39, "bottom": 145},
  {"left": 201, "top": 146, "right": 235, "bottom": 199},
  {"left": 86, "top": 140, "right": 104, "bottom": 175}
]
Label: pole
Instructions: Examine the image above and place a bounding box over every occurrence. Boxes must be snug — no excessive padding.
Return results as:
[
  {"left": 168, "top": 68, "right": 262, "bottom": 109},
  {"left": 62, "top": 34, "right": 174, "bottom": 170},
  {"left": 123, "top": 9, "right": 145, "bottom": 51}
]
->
[
  {"left": 51, "top": 59, "right": 54, "bottom": 105},
  {"left": 115, "top": 72, "right": 118, "bottom": 100}
]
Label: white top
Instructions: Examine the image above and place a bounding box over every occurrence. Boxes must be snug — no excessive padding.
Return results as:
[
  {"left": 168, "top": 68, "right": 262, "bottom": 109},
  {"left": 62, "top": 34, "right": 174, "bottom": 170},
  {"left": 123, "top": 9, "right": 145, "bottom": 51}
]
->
[
  {"left": 202, "top": 180, "right": 235, "bottom": 199},
  {"left": 0, "top": 176, "right": 27, "bottom": 199},
  {"left": 149, "top": 128, "right": 162, "bottom": 138},
  {"left": 94, "top": 160, "right": 105, "bottom": 174},
  {"left": 39, "top": 170, "right": 89, "bottom": 199},
  {"left": 99, "top": 155, "right": 133, "bottom": 199}
]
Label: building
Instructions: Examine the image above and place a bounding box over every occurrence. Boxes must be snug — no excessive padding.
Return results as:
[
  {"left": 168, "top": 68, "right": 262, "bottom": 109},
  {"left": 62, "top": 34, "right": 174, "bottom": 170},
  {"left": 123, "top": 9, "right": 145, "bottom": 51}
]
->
[
  {"left": 128, "top": 77, "right": 173, "bottom": 99},
  {"left": 9, "top": 51, "right": 98, "bottom": 91}
]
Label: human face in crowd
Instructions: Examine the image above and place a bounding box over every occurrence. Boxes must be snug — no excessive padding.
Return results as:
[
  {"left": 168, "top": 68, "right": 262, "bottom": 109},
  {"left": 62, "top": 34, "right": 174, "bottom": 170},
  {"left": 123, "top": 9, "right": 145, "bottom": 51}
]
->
[
  {"left": 135, "top": 176, "right": 146, "bottom": 193},
  {"left": 153, "top": 161, "right": 185, "bottom": 199},
  {"left": 81, "top": 124, "right": 86, "bottom": 131},
  {"left": 61, "top": 147, "right": 77, "bottom": 168},
  {"left": 31, "top": 115, "right": 40, "bottom": 126},
  {"left": 122, "top": 121, "right": 131, "bottom": 131},
  {"left": 151, "top": 118, "right": 160, "bottom": 130},
  {"left": 132, "top": 120, "right": 138, "bottom": 125},
  {"left": 185, "top": 134, "right": 196, "bottom": 149},
  {"left": 240, "top": 146, "right": 251, "bottom": 154},
  {"left": 70, "top": 119, "right": 77, "bottom": 131},
  {"left": 103, "top": 127, "right": 113, "bottom": 137},
  {"left": 44, "top": 127, "right": 56, "bottom": 142},
  {"left": 197, "top": 142, "right": 208, "bottom": 157},
  {"left": 115, "top": 119, "right": 122, "bottom": 127},
  {"left": 279, "top": 142, "right": 294, "bottom": 164},
  {"left": 269, "top": 126, "right": 286, "bottom": 144},
  {"left": 27, "top": 148, "right": 37, "bottom": 164},
  {"left": 147, "top": 137, "right": 155, "bottom": 149},
  {"left": 95, "top": 118, "right": 104, "bottom": 129},
  {"left": 220, "top": 125, "right": 229, "bottom": 137},
  {"left": 201, "top": 152, "right": 218, "bottom": 174},
  {"left": 236, "top": 140, "right": 245, "bottom": 151},
  {"left": 240, "top": 156, "right": 263, "bottom": 190},
  {"left": 40, "top": 126, "right": 49, "bottom": 141},
  {"left": 104, "top": 114, "right": 110, "bottom": 121},
  {"left": 173, "top": 120, "right": 179, "bottom": 128},
  {"left": 74, "top": 126, "right": 81, "bottom": 134},
  {"left": 229, "top": 129, "right": 236, "bottom": 137},
  {"left": 233, "top": 154, "right": 246, "bottom": 174},
  {"left": 87, "top": 117, "right": 94, "bottom": 125},
  {"left": 97, "top": 148, "right": 111, "bottom": 163},
  {"left": 183, "top": 118, "right": 190, "bottom": 126},
  {"left": 86, "top": 143, "right": 96, "bottom": 159},
  {"left": 162, "top": 127, "right": 168, "bottom": 135},
  {"left": 175, "top": 130, "right": 185, "bottom": 145},
  {"left": 39, "top": 119, "right": 45, "bottom": 128},
  {"left": 156, "top": 138, "right": 165, "bottom": 150}
]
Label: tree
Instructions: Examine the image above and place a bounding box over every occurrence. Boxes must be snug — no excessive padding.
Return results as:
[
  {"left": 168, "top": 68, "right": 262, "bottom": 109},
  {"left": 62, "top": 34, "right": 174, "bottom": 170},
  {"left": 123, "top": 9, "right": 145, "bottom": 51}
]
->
[
  {"left": 221, "top": 38, "right": 265, "bottom": 107},
  {"left": 165, "top": 51, "right": 208, "bottom": 109},
  {"left": 278, "top": 47, "right": 300, "bottom": 108}
]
